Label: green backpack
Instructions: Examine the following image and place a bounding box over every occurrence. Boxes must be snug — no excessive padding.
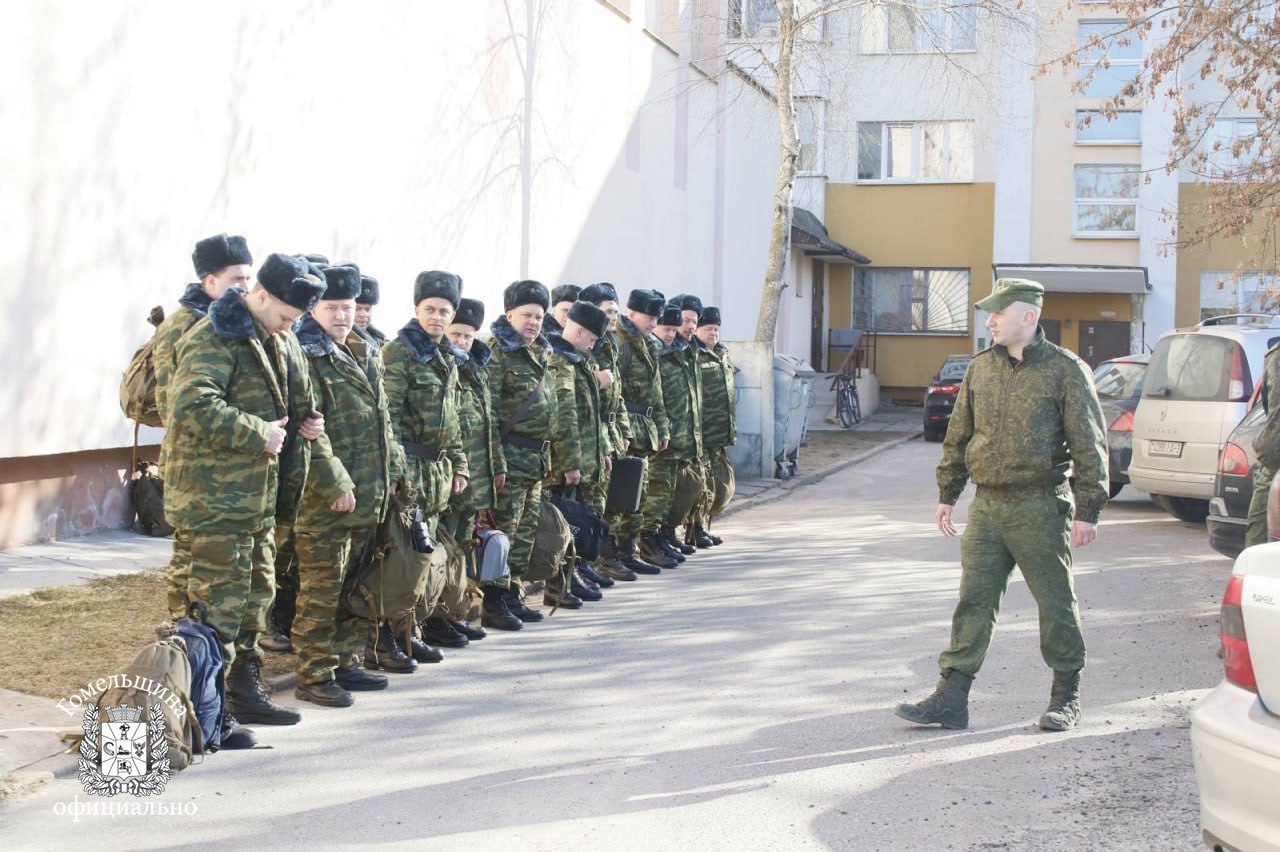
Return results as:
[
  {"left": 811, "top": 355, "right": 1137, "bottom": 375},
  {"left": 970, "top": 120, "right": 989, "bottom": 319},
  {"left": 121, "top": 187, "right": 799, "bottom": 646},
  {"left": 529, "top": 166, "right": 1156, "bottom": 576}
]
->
[{"left": 119, "top": 306, "right": 165, "bottom": 428}]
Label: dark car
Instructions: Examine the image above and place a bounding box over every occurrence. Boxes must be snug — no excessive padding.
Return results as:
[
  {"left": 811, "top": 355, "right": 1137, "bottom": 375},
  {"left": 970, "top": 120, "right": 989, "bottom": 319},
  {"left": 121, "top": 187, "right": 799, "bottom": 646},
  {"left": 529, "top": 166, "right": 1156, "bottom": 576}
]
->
[
  {"left": 923, "top": 355, "right": 971, "bottom": 442},
  {"left": 1091, "top": 353, "right": 1150, "bottom": 498},
  {"left": 1208, "top": 398, "right": 1265, "bottom": 558}
]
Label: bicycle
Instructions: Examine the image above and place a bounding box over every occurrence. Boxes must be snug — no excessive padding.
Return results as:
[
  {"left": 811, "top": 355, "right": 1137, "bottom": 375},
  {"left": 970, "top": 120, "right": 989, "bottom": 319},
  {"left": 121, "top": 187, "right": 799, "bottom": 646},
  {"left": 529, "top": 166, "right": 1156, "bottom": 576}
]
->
[{"left": 830, "top": 371, "right": 862, "bottom": 428}]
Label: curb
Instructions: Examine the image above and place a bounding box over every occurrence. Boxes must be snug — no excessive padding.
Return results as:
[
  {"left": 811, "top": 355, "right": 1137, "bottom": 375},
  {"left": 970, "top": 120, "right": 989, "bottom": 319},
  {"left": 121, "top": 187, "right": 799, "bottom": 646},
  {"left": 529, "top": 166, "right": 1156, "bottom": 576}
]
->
[{"left": 719, "top": 430, "right": 923, "bottom": 520}]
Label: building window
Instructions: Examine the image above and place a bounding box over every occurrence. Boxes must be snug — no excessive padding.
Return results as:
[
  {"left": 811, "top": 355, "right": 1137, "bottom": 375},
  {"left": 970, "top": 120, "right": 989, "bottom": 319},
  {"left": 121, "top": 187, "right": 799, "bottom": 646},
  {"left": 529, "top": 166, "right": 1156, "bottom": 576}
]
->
[
  {"left": 854, "top": 268, "right": 971, "bottom": 334},
  {"left": 729, "top": 0, "right": 825, "bottom": 39},
  {"left": 1203, "top": 118, "right": 1261, "bottom": 179},
  {"left": 857, "top": 120, "right": 974, "bottom": 182},
  {"left": 1200, "top": 270, "right": 1278, "bottom": 320},
  {"left": 859, "top": 0, "right": 977, "bottom": 54},
  {"left": 1074, "top": 164, "right": 1139, "bottom": 236},
  {"left": 796, "top": 98, "right": 824, "bottom": 174},
  {"left": 1077, "top": 21, "right": 1141, "bottom": 99},
  {"left": 1075, "top": 110, "right": 1141, "bottom": 144}
]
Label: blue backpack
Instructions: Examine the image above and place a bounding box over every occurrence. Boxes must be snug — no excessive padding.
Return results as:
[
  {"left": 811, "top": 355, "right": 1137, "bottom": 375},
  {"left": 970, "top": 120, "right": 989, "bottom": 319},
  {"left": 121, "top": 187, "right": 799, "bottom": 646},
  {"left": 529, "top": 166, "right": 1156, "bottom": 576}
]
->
[{"left": 173, "top": 617, "right": 225, "bottom": 753}]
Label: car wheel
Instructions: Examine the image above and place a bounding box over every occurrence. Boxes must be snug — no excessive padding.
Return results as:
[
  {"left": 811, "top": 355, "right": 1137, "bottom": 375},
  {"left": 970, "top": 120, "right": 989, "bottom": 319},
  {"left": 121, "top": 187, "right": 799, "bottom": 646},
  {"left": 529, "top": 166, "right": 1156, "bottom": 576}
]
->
[
  {"left": 1158, "top": 495, "right": 1210, "bottom": 524},
  {"left": 1108, "top": 482, "right": 1124, "bottom": 499},
  {"left": 923, "top": 427, "right": 942, "bottom": 443}
]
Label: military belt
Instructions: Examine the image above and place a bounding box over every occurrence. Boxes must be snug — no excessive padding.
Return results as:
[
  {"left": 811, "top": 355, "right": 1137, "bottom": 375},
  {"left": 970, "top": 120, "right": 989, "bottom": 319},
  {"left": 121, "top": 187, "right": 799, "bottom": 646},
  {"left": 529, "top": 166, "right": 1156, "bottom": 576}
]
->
[
  {"left": 402, "top": 441, "right": 447, "bottom": 463},
  {"left": 504, "top": 434, "right": 551, "bottom": 453},
  {"left": 624, "top": 401, "right": 653, "bottom": 418},
  {"left": 974, "top": 481, "right": 1072, "bottom": 502},
  {"left": 601, "top": 412, "right": 616, "bottom": 425}
]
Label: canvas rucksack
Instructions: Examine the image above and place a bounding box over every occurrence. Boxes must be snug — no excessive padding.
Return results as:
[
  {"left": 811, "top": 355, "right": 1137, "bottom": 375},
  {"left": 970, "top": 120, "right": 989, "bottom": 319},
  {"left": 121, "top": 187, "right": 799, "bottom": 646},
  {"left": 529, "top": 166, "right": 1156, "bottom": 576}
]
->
[
  {"left": 119, "top": 306, "right": 165, "bottom": 428},
  {"left": 528, "top": 499, "right": 572, "bottom": 582},
  {"left": 345, "top": 488, "right": 447, "bottom": 621}
]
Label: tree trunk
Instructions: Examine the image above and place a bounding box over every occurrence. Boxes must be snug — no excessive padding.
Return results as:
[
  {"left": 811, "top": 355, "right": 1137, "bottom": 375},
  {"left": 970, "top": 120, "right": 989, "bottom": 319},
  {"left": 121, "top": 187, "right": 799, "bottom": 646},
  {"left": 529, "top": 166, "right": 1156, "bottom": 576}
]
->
[{"left": 754, "top": 0, "right": 798, "bottom": 344}]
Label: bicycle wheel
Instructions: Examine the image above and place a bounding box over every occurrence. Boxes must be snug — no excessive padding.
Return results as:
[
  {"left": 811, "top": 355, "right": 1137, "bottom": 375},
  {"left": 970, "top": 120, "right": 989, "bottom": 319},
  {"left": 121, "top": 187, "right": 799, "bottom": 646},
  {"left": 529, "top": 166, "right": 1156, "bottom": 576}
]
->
[
  {"left": 838, "top": 386, "right": 856, "bottom": 428},
  {"left": 849, "top": 386, "right": 862, "bottom": 424}
]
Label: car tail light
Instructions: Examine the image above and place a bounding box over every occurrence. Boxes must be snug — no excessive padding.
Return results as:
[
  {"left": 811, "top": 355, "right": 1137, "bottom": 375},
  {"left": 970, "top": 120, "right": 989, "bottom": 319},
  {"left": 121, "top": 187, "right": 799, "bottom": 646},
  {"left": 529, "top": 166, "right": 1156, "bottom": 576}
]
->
[
  {"left": 1221, "top": 575, "right": 1258, "bottom": 691},
  {"left": 1228, "top": 344, "right": 1248, "bottom": 401},
  {"left": 1218, "top": 442, "right": 1251, "bottom": 476},
  {"left": 927, "top": 384, "right": 960, "bottom": 396},
  {"left": 1108, "top": 410, "right": 1134, "bottom": 433}
]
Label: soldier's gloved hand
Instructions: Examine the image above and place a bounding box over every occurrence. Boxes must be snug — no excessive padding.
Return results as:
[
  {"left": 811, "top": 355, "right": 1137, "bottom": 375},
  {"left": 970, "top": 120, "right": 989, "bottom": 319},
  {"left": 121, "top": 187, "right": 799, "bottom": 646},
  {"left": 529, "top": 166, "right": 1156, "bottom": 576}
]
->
[
  {"left": 1072, "top": 520, "right": 1097, "bottom": 547},
  {"left": 265, "top": 416, "right": 289, "bottom": 455},
  {"left": 330, "top": 490, "right": 356, "bottom": 513},
  {"left": 565, "top": 469, "right": 582, "bottom": 485},
  {"left": 452, "top": 474, "right": 469, "bottom": 495},
  {"left": 595, "top": 369, "right": 614, "bottom": 389},
  {"left": 299, "top": 411, "right": 325, "bottom": 441},
  {"left": 494, "top": 473, "right": 507, "bottom": 492}
]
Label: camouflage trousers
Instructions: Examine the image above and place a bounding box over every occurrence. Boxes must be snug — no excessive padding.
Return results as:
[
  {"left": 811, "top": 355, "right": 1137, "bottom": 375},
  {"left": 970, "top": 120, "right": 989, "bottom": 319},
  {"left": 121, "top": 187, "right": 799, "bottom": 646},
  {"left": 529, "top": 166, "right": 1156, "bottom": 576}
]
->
[
  {"left": 1245, "top": 464, "right": 1274, "bottom": 549},
  {"left": 938, "top": 491, "right": 1086, "bottom": 677},
  {"left": 165, "top": 529, "right": 192, "bottom": 620},
  {"left": 293, "top": 525, "right": 372, "bottom": 684},
  {"left": 610, "top": 451, "right": 653, "bottom": 541},
  {"left": 424, "top": 510, "right": 474, "bottom": 621},
  {"left": 494, "top": 469, "right": 543, "bottom": 585},
  {"left": 582, "top": 469, "right": 609, "bottom": 515},
  {"left": 187, "top": 522, "right": 276, "bottom": 665},
  {"left": 689, "top": 446, "right": 733, "bottom": 529}
]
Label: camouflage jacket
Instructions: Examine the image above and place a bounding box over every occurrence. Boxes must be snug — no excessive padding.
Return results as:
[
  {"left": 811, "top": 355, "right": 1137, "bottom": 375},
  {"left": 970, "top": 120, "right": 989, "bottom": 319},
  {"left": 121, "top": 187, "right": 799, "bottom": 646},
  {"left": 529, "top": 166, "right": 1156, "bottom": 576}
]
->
[
  {"left": 545, "top": 333, "right": 607, "bottom": 485},
  {"left": 154, "top": 282, "right": 212, "bottom": 429},
  {"left": 937, "top": 328, "right": 1109, "bottom": 523},
  {"left": 165, "top": 289, "right": 352, "bottom": 533},
  {"left": 1252, "top": 343, "right": 1280, "bottom": 470},
  {"left": 657, "top": 337, "right": 703, "bottom": 461},
  {"left": 293, "top": 315, "right": 404, "bottom": 531},
  {"left": 696, "top": 340, "right": 737, "bottom": 449},
  {"left": 484, "top": 316, "right": 554, "bottom": 482},
  {"left": 382, "top": 320, "right": 468, "bottom": 517},
  {"left": 450, "top": 338, "right": 506, "bottom": 513},
  {"left": 364, "top": 325, "right": 388, "bottom": 348},
  {"left": 614, "top": 316, "right": 668, "bottom": 453},
  {"left": 592, "top": 332, "right": 631, "bottom": 455}
]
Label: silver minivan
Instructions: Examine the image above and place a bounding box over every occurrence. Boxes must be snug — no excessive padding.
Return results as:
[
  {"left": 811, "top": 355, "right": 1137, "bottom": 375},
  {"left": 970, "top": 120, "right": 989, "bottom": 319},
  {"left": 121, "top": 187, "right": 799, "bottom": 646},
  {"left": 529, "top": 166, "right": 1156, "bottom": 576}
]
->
[{"left": 1128, "top": 315, "right": 1280, "bottom": 522}]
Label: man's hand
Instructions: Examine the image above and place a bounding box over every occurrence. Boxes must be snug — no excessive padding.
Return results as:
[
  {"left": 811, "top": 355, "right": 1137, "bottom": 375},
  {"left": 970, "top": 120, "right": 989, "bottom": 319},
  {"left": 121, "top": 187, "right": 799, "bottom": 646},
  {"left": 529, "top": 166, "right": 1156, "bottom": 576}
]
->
[
  {"left": 623, "top": 438, "right": 631, "bottom": 452},
  {"left": 299, "top": 411, "right": 325, "bottom": 441},
  {"left": 494, "top": 473, "right": 507, "bottom": 492},
  {"left": 936, "top": 503, "right": 958, "bottom": 537},
  {"left": 565, "top": 469, "right": 582, "bottom": 486},
  {"left": 330, "top": 490, "right": 356, "bottom": 513},
  {"left": 452, "top": 474, "right": 469, "bottom": 495},
  {"left": 265, "top": 416, "right": 289, "bottom": 455},
  {"left": 595, "top": 369, "right": 614, "bottom": 390},
  {"left": 1072, "top": 520, "right": 1097, "bottom": 547},
  {"left": 659, "top": 438, "right": 669, "bottom": 452},
  {"left": 604, "top": 456, "right": 613, "bottom": 475},
  {"left": 390, "top": 480, "right": 400, "bottom": 495}
]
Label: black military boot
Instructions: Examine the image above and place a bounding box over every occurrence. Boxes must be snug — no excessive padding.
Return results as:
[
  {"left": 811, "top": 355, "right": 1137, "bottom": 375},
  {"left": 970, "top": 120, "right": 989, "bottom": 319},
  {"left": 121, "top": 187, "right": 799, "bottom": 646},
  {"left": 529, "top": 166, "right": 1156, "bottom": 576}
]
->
[
  {"left": 451, "top": 620, "right": 487, "bottom": 640},
  {"left": 894, "top": 669, "right": 973, "bottom": 730},
  {"left": 1039, "top": 669, "right": 1082, "bottom": 731},
  {"left": 571, "top": 569, "right": 603, "bottom": 601},
  {"left": 616, "top": 537, "right": 661, "bottom": 575},
  {"left": 259, "top": 611, "right": 293, "bottom": 653},
  {"left": 226, "top": 658, "right": 302, "bottom": 726},
  {"left": 638, "top": 531, "right": 678, "bottom": 569},
  {"left": 363, "top": 620, "right": 418, "bottom": 673},
  {"left": 504, "top": 587, "right": 545, "bottom": 622},
  {"left": 578, "top": 561, "right": 614, "bottom": 588},
  {"left": 595, "top": 541, "right": 638, "bottom": 581},
  {"left": 398, "top": 626, "right": 444, "bottom": 664},
  {"left": 663, "top": 526, "right": 696, "bottom": 555},
  {"left": 705, "top": 528, "right": 723, "bottom": 546},
  {"left": 655, "top": 527, "right": 686, "bottom": 563},
  {"left": 544, "top": 575, "right": 583, "bottom": 609},
  {"left": 295, "top": 680, "right": 354, "bottom": 708},
  {"left": 420, "top": 615, "right": 469, "bottom": 648},
  {"left": 691, "top": 525, "right": 716, "bottom": 549},
  {"left": 481, "top": 586, "right": 523, "bottom": 631},
  {"left": 335, "top": 665, "right": 388, "bottom": 691},
  {"left": 218, "top": 712, "right": 257, "bottom": 750}
]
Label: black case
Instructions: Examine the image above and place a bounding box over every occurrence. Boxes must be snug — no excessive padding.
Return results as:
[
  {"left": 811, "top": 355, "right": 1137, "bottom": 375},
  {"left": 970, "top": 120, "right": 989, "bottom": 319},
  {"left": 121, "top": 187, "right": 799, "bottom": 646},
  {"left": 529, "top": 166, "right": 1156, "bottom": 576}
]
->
[{"left": 606, "top": 456, "right": 647, "bottom": 515}]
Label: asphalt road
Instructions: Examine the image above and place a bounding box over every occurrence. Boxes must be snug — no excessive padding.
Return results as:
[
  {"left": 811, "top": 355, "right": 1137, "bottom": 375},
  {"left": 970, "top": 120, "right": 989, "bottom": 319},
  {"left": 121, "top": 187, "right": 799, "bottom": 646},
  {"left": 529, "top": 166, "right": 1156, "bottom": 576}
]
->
[{"left": 0, "top": 440, "right": 1227, "bottom": 850}]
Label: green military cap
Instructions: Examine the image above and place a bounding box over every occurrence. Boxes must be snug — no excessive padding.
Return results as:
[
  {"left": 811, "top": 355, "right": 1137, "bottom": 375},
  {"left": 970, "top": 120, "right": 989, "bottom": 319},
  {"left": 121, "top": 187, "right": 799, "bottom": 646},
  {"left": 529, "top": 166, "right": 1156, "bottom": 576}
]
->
[{"left": 976, "top": 277, "right": 1044, "bottom": 312}]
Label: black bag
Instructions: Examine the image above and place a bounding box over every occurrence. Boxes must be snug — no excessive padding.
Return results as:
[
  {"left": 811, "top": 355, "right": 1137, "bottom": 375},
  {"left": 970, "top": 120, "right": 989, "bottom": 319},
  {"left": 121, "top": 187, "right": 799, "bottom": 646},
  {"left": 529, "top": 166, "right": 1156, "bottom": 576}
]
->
[
  {"left": 606, "top": 456, "right": 646, "bottom": 515},
  {"left": 130, "top": 461, "right": 174, "bottom": 537},
  {"left": 548, "top": 489, "right": 608, "bottom": 562}
]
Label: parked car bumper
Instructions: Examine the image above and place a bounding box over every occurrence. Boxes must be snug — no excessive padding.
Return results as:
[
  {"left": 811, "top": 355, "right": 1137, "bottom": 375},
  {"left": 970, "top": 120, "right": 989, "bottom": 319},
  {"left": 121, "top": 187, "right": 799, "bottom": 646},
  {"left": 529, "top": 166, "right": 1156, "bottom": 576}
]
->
[
  {"left": 1208, "top": 497, "right": 1247, "bottom": 559},
  {"left": 1190, "top": 680, "right": 1280, "bottom": 851},
  {"left": 1128, "top": 465, "right": 1215, "bottom": 499}
]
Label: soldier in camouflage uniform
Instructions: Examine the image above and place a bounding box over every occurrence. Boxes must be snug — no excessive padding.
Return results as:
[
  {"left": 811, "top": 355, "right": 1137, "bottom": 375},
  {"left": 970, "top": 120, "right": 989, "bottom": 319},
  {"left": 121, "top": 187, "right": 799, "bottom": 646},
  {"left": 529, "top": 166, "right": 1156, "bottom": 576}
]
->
[
  {"left": 542, "top": 284, "right": 580, "bottom": 336},
  {"left": 1246, "top": 343, "right": 1280, "bottom": 546},
  {"left": 154, "top": 233, "right": 253, "bottom": 620},
  {"left": 424, "top": 297, "right": 508, "bottom": 640},
  {"left": 290, "top": 264, "right": 405, "bottom": 706},
  {"left": 354, "top": 274, "right": 388, "bottom": 348},
  {"left": 543, "top": 301, "right": 614, "bottom": 607},
  {"left": 381, "top": 271, "right": 470, "bottom": 669},
  {"left": 168, "top": 253, "right": 351, "bottom": 726},
  {"left": 483, "top": 280, "right": 556, "bottom": 627},
  {"left": 896, "top": 279, "right": 1108, "bottom": 733},
  {"left": 691, "top": 306, "right": 735, "bottom": 545},
  {"left": 666, "top": 294, "right": 709, "bottom": 555},
  {"left": 641, "top": 303, "right": 702, "bottom": 567},
  {"left": 609, "top": 289, "right": 671, "bottom": 573}
]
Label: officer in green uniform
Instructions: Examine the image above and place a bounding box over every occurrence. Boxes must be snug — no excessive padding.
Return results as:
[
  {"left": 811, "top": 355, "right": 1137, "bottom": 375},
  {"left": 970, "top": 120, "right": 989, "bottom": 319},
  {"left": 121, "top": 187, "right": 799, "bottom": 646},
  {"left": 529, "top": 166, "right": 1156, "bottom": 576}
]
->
[
  {"left": 692, "top": 306, "right": 736, "bottom": 544},
  {"left": 154, "top": 233, "right": 254, "bottom": 620},
  {"left": 1246, "top": 344, "right": 1280, "bottom": 546},
  {"left": 610, "top": 289, "right": 671, "bottom": 573},
  {"left": 381, "top": 271, "right": 470, "bottom": 670},
  {"left": 543, "top": 284, "right": 580, "bottom": 336},
  {"left": 424, "top": 297, "right": 508, "bottom": 640},
  {"left": 642, "top": 303, "right": 702, "bottom": 567},
  {"left": 354, "top": 274, "right": 388, "bottom": 348},
  {"left": 896, "top": 279, "right": 1108, "bottom": 732},
  {"left": 290, "top": 264, "right": 405, "bottom": 706},
  {"left": 168, "top": 253, "right": 351, "bottom": 726},
  {"left": 484, "top": 280, "right": 556, "bottom": 628}
]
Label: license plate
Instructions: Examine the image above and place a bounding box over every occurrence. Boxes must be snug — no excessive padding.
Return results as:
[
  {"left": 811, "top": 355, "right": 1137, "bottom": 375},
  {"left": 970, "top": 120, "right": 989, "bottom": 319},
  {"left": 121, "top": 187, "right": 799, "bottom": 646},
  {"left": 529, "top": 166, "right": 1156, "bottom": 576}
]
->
[{"left": 1148, "top": 440, "right": 1183, "bottom": 458}]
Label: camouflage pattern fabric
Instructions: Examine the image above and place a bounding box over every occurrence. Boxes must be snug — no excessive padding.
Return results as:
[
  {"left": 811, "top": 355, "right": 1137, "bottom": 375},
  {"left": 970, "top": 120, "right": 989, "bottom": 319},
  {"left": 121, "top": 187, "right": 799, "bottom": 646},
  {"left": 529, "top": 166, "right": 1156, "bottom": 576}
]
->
[
  {"left": 165, "top": 529, "right": 192, "bottom": 620},
  {"left": 418, "top": 524, "right": 472, "bottom": 622},
  {"left": 293, "top": 527, "right": 368, "bottom": 684},
  {"left": 696, "top": 340, "right": 737, "bottom": 449},
  {"left": 449, "top": 338, "right": 506, "bottom": 515},
  {"left": 187, "top": 524, "right": 277, "bottom": 665},
  {"left": 613, "top": 316, "right": 668, "bottom": 453},
  {"left": 545, "top": 332, "right": 607, "bottom": 489},
  {"left": 593, "top": 332, "right": 631, "bottom": 455},
  {"left": 666, "top": 460, "right": 706, "bottom": 529},
  {"left": 642, "top": 337, "right": 702, "bottom": 529},
  {"left": 1246, "top": 343, "right": 1280, "bottom": 545}
]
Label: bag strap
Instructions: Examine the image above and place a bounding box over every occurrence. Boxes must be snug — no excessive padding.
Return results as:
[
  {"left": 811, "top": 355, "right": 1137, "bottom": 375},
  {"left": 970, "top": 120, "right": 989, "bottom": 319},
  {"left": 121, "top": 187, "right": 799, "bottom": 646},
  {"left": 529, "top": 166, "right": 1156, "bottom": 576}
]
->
[{"left": 501, "top": 374, "right": 546, "bottom": 442}]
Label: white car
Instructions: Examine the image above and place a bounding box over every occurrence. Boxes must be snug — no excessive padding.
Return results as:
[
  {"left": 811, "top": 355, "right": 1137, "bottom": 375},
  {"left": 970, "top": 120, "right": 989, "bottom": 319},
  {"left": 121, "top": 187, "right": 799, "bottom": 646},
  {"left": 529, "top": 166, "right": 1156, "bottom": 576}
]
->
[{"left": 1190, "top": 542, "right": 1280, "bottom": 850}]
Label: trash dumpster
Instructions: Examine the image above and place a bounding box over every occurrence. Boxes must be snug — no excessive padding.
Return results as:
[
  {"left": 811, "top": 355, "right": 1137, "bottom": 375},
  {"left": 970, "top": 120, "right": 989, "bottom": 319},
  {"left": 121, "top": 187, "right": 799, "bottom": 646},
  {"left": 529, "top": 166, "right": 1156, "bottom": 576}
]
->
[{"left": 773, "top": 353, "right": 817, "bottom": 479}]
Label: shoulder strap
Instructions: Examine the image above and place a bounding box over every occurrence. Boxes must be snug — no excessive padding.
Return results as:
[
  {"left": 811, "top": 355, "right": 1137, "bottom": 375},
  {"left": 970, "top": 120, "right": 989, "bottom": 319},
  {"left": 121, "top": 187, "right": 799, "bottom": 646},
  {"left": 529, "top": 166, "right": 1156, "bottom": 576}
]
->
[{"left": 501, "top": 374, "right": 546, "bottom": 441}]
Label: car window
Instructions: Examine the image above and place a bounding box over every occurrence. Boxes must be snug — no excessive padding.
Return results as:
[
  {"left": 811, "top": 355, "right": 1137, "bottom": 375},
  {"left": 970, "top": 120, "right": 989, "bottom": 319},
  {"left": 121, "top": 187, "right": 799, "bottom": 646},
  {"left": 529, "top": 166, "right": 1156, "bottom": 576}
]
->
[
  {"left": 1143, "top": 335, "right": 1240, "bottom": 402},
  {"left": 1093, "top": 360, "right": 1146, "bottom": 400},
  {"left": 937, "top": 359, "right": 969, "bottom": 381}
]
